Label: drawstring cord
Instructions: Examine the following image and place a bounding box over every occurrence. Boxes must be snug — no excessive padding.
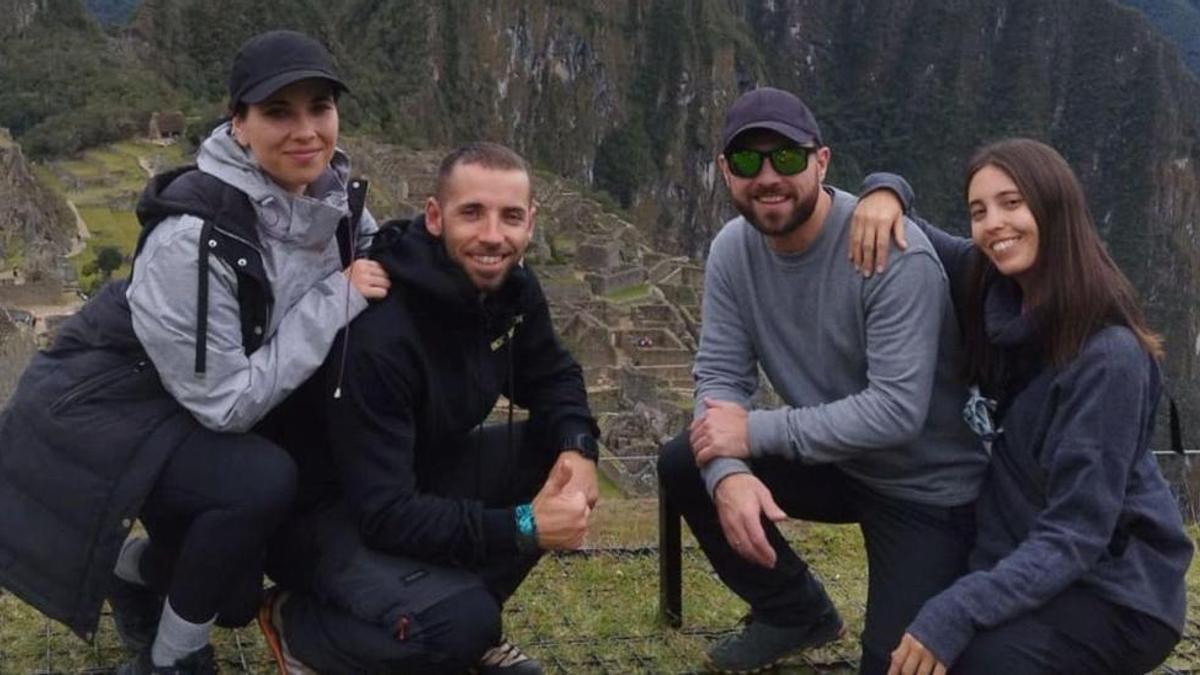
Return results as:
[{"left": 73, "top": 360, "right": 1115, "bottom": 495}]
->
[{"left": 332, "top": 266, "right": 353, "bottom": 399}]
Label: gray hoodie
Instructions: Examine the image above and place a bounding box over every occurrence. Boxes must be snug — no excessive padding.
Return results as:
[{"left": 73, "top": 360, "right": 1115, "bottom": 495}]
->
[{"left": 127, "top": 123, "right": 376, "bottom": 433}]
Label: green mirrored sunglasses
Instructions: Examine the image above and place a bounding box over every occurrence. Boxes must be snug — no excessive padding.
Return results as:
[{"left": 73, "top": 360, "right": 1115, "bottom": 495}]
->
[{"left": 725, "top": 146, "right": 812, "bottom": 178}]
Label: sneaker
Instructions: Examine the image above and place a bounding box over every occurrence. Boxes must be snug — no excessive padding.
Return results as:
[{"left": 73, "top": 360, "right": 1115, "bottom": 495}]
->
[
  {"left": 108, "top": 573, "right": 163, "bottom": 653},
  {"left": 706, "top": 609, "right": 844, "bottom": 673},
  {"left": 257, "top": 588, "right": 318, "bottom": 675},
  {"left": 114, "top": 644, "right": 217, "bottom": 675},
  {"left": 475, "top": 638, "right": 544, "bottom": 674}
]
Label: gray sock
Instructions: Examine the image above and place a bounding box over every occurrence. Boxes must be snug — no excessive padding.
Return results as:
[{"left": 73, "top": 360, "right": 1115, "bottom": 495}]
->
[
  {"left": 113, "top": 537, "right": 149, "bottom": 585},
  {"left": 150, "top": 599, "right": 214, "bottom": 667}
]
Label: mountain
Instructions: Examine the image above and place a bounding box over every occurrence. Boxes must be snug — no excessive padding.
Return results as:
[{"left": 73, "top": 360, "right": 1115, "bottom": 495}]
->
[
  {"left": 0, "top": 0, "right": 175, "bottom": 157},
  {"left": 83, "top": 0, "right": 139, "bottom": 26},
  {"left": 0, "top": 129, "right": 74, "bottom": 278},
  {"left": 2, "top": 0, "right": 1199, "bottom": 441},
  {"left": 1116, "top": 0, "right": 1200, "bottom": 77}
]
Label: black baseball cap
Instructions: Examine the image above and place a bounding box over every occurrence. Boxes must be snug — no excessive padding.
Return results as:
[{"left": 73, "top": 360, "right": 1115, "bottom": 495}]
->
[
  {"left": 228, "top": 30, "right": 348, "bottom": 106},
  {"left": 721, "top": 87, "right": 822, "bottom": 152}
]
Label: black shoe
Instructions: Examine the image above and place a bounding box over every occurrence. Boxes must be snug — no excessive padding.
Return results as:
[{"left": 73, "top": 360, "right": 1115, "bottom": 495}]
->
[
  {"left": 706, "top": 609, "right": 844, "bottom": 673},
  {"left": 108, "top": 573, "right": 162, "bottom": 653},
  {"left": 115, "top": 645, "right": 217, "bottom": 675},
  {"left": 475, "top": 639, "right": 544, "bottom": 674}
]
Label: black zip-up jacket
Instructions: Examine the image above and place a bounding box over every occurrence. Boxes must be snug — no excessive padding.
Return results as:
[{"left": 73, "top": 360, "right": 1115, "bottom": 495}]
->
[{"left": 315, "top": 217, "right": 597, "bottom": 565}]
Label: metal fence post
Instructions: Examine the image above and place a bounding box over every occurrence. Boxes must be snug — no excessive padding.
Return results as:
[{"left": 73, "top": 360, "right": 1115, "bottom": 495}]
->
[{"left": 659, "top": 474, "right": 682, "bottom": 627}]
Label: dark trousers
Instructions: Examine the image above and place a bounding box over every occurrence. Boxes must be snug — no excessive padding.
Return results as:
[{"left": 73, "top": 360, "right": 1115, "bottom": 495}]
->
[
  {"left": 138, "top": 427, "right": 298, "bottom": 626},
  {"left": 267, "top": 423, "right": 554, "bottom": 674},
  {"left": 952, "top": 585, "right": 1179, "bottom": 674},
  {"left": 658, "top": 431, "right": 975, "bottom": 675}
]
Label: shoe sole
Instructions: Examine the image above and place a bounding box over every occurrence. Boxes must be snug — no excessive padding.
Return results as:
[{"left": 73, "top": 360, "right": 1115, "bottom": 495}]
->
[
  {"left": 704, "top": 624, "right": 846, "bottom": 674},
  {"left": 257, "top": 592, "right": 291, "bottom": 675}
]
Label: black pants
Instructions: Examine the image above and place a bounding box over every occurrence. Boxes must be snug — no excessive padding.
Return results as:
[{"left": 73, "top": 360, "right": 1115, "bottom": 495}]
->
[
  {"left": 952, "top": 585, "right": 1179, "bottom": 674},
  {"left": 658, "top": 431, "right": 975, "bottom": 675},
  {"left": 137, "top": 427, "right": 298, "bottom": 626},
  {"left": 267, "top": 423, "right": 554, "bottom": 674}
]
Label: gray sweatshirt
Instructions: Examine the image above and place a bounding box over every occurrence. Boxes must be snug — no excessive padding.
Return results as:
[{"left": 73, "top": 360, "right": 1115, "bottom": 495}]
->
[
  {"left": 695, "top": 187, "right": 986, "bottom": 505},
  {"left": 127, "top": 124, "right": 376, "bottom": 433}
]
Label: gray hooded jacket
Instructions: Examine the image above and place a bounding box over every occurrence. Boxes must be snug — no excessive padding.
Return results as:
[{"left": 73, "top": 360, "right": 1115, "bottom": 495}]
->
[{"left": 127, "top": 123, "right": 376, "bottom": 432}]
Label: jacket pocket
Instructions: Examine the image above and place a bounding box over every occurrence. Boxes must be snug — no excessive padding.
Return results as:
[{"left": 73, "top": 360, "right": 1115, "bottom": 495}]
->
[{"left": 49, "top": 360, "right": 149, "bottom": 414}]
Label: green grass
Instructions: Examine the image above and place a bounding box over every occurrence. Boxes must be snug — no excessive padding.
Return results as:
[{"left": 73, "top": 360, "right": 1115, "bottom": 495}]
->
[
  {"left": 0, "top": 509, "right": 1195, "bottom": 673},
  {"left": 604, "top": 282, "right": 651, "bottom": 303},
  {"left": 34, "top": 138, "right": 192, "bottom": 293},
  {"left": 72, "top": 206, "right": 138, "bottom": 290}
]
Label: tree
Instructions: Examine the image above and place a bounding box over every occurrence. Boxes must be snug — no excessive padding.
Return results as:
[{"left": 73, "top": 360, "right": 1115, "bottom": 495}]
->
[{"left": 95, "top": 246, "right": 123, "bottom": 279}]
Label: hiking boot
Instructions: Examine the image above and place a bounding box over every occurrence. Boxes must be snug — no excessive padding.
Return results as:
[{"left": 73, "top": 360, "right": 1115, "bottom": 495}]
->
[
  {"left": 257, "top": 588, "right": 318, "bottom": 675},
  {"left": 108, "top": 573, "right": 162, "bottom": 653},
  {"left": 706, "top": 609, "right": 844, "bottom": 673},
  {"left": 115, "top": 644, "right": 217, "bottom": 675},
  {"left": 475, "top": 638, "right": 544, "bottom": 674}
]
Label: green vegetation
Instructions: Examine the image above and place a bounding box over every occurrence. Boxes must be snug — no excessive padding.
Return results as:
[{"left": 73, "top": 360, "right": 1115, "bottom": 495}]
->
[
  {"left": 593, "top": 126, "right": 655, "bottom": 208},
  {"left": 0, "top": 512, "right": 1195, "bottom": 672},
  {"left": 33, "top": 139, "right": 189, "bottom": 293},
  {"left": 0, "top": 1, "right": 176, "bottom": 159},
  {"left": 604, "top": 283, "right": 652, "bottom": 303}
]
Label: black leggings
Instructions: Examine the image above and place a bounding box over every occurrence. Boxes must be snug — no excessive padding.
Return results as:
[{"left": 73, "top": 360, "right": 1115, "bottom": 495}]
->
[{"left": 137, "top": 427, "right": 297, "bottom": 626}]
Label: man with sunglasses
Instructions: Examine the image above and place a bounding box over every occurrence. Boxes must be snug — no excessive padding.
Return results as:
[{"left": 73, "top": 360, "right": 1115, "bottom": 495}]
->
[{"left": 657, "top": 87, "right": 988, "bottom": 673}]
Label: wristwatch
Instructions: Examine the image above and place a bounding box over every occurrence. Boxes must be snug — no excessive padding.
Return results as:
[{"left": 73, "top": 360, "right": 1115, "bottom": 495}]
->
[{"left": 559, "top": 433, "right": 599, "bottom": 462}]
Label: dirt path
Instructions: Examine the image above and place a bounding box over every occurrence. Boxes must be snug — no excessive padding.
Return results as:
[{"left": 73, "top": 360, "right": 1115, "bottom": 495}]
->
[{"left": 64, "top": 200, "right": 90, "bottom": 258}]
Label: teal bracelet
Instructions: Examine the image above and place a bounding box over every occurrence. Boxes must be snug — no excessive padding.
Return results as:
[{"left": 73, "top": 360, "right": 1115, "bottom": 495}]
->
[{"left": 515, "top": 503, "right": 538, "bottom": 552}]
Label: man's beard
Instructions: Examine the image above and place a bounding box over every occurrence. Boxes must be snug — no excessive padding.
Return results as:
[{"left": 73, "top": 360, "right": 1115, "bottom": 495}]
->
[{"left": 732, "top": 184, "right": 819, "bottom": 240}]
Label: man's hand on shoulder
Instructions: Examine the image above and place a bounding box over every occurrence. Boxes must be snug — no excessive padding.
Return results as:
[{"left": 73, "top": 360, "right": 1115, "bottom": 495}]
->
[
  {"left": 713, "top": 473, "right": 787, "bottom": 568},
  {"left": 555, "top": 450, "right": 599, "bottom": 508},
  {"left": 690, "top": 398, "right": 750, "bottom": 466},
  {"left": 532, "top": 461, "right": 590, "bottom": 551}
]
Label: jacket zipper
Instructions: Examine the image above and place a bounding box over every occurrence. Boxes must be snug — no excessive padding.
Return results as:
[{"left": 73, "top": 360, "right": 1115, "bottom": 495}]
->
[{"left": 50, "top": 360, "right": 149, "bottom": 413}]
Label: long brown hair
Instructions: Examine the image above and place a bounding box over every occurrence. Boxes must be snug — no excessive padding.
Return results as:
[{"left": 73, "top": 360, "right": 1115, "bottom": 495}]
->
[{"left": 962, "top": 138, "right": 1163, "bottom": 385}]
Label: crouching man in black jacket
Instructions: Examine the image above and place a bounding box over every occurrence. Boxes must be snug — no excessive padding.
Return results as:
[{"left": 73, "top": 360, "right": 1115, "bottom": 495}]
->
[{"left": 260, "top": 142, "right": 600, "bottom": 674}]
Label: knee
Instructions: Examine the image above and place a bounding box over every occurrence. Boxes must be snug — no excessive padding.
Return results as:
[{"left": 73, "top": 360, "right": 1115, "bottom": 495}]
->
[
  {"left": 951, "top": 629, "right": 1024, "bottom": 674},
  {"left": 236, "top": 445, "right": 298, "bottom": 521},
  {"left": 416, "top": 587, "right": 501, "bottom": 669},
  {"left": 657, "top": 430, "right": 705, "bottom": 502}
]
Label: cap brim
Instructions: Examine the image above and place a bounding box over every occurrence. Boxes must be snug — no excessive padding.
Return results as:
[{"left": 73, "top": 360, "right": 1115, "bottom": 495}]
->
[
  {"left": 724, "top": 121, "right": 820, "bottom": 151},
  {"left": 240, "top": 69, "right": 349, "bottom": 104}
]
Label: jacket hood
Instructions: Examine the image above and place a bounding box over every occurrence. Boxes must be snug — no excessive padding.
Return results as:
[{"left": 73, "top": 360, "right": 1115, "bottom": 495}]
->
[
  {"left": 370, "top": 216, "right": 529, "bottom": 315},
  {"left": 196, "top": 122, "right": 351, "bottom": 248}
]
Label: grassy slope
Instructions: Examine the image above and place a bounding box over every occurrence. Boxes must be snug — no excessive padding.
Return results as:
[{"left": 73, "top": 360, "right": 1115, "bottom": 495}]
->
[{"left": 36, "top": 139, "right": 189, "bottom": 290}]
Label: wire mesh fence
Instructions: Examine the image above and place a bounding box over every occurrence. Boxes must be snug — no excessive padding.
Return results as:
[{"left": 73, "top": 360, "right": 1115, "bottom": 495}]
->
[{"left": 0, "top": 513, "right": 1196, "bottom": 673}]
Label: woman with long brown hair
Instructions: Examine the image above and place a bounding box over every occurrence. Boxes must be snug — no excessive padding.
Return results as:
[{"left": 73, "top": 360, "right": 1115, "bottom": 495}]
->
[{"left": 854, "top": 138, "right": 1191, "bottom": 674}]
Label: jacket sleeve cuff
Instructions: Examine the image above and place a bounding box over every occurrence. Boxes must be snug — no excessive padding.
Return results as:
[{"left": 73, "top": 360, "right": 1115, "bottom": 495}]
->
[
  {"left": 747, "top": 409, "right": 792, "bottom": 458},
  {"left": 702, "top": 457, "right": 753, "bottom": 499},
  {"left": 907, "top": 594, "right": 976, "bottom": 667},
  {"left": 861, "top": 172, "right": 915, "bottom": 214},
  {"left": 483, "top": 507, "right": 520, "bottom": 555},
  {"left": 327, "top": 269, "right": 370, "bottom": 316}
]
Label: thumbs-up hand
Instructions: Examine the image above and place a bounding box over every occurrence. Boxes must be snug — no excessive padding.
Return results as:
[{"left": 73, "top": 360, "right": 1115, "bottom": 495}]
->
[{"left": 532, "top": 462, "right": 590, "bottom": 551}]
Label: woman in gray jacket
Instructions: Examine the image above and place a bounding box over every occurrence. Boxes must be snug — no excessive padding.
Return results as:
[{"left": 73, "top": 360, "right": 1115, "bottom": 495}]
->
[{"left": 0, "top": 30, "right": 388, "bottom": 674}]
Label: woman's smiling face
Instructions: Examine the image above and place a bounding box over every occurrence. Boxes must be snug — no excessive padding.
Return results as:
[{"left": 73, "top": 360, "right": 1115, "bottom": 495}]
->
[
  {"left": 968, "top": 164, "right": 1040, "bottom": 289},
  {"left": 232, "top": 78, "right": 339, "bottom": 195}
]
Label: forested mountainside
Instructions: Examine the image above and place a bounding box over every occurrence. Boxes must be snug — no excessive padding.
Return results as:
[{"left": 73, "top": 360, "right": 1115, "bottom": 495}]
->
[
  {"left": 2, "top": 0, "right": 1199, "bottom": 437},
  {"left": 1117, "top": 0, "right": 1200, "bottom": 76}
]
